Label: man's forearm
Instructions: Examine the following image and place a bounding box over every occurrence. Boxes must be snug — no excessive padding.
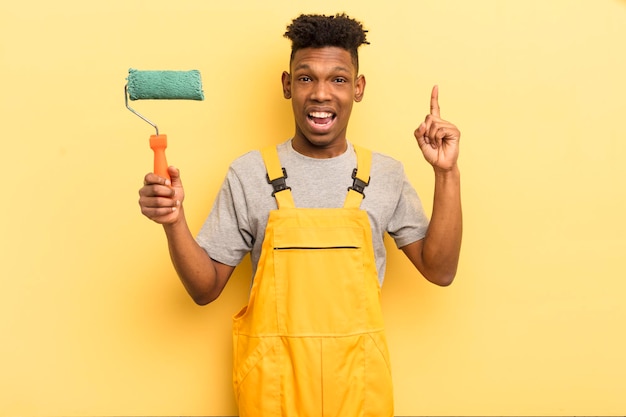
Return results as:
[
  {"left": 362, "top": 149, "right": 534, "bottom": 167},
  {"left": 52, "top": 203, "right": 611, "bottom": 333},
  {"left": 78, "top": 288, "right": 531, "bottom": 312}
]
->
[
  {"left": 163, "top": 208, "right": 222, "bottom": 305},
  {"left": 422, "top": 166, "right": 463, "bottom": 285}
]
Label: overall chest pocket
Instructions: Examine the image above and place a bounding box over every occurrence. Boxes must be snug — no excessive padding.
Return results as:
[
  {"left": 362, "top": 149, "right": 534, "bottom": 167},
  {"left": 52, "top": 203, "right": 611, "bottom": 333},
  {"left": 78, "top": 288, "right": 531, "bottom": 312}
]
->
[{"left": 272, "top": 225, "right": 368, "bottom": 335}]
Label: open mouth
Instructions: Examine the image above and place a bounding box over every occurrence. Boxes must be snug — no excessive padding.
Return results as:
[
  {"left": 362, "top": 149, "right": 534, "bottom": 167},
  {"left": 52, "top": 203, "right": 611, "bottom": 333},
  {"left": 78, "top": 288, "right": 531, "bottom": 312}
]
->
[{"left": 308, "top": 111, "right": 336, "bottom": 126}]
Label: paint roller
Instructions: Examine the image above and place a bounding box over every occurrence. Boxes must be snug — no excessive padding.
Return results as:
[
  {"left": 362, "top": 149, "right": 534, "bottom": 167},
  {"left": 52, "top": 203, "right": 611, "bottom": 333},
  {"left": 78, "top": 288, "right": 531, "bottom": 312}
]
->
[{"left": 125, "top": 68, "right": 204, "bottom": 181}]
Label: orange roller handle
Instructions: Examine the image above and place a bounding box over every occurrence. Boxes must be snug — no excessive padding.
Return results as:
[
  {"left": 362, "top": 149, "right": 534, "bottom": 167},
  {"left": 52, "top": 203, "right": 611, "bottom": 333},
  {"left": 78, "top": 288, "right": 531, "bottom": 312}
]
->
[{"left": 149, "top": 134, "right": 170, "bottom": 181}]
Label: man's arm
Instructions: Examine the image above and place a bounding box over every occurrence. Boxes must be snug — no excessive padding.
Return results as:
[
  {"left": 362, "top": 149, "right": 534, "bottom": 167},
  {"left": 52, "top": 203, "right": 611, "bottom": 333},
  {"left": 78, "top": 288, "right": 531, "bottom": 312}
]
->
[
  {"left": 402, "top": 85, "right": 463, "bottom": 286},
  {"left": 402, "top": 166, "right": 461, "bottom": 286},
  {"left": 139, "top": 166, "right": 235, "bottom": 305}
]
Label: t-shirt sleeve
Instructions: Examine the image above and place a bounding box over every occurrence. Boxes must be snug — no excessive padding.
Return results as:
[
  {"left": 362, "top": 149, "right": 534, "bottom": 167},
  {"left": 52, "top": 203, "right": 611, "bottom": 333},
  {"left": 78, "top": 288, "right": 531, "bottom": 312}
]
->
[
  {"left": 387, "top": 170, "right": 429, "bottom": 248},
  {"left": 195, "top": 167, "right": 254, "bottom": 267}
]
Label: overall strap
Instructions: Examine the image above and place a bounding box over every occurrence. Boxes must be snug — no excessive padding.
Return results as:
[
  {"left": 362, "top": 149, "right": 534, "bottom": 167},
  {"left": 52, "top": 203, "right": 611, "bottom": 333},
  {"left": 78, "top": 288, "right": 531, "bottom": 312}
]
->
[
  {"left": 344, "top": 144, "right": 372, "bottom": 209},
  {"left": 261, "top": 146, "right": 295, "bottom": 209}
]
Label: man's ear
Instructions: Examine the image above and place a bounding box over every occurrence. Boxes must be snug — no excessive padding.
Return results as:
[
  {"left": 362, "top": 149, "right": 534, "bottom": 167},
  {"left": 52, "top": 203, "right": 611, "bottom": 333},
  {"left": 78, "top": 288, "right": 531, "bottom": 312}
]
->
[
  {"left": 281, "top": 71, "right": 292, "bottom": 99},
  {"left": 354, "top": 74, "right": 366, "bottom": 102}
]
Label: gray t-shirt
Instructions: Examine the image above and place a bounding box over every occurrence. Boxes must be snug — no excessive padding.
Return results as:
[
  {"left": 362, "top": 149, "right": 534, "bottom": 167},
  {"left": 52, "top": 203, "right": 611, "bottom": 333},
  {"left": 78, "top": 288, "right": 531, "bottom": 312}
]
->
[{"left": 196, "top": 140, "right": 429, "bottom": 285}]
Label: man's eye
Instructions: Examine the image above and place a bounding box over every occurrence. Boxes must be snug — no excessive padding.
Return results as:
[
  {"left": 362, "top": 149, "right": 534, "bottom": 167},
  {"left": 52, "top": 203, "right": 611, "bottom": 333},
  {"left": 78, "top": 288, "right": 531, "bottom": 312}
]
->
[
  {"left": 298, "top": 76, "right": 312, "bottom": 82},
  {"left": 334, "top": 78, "right": 347, "bottom": 83}
]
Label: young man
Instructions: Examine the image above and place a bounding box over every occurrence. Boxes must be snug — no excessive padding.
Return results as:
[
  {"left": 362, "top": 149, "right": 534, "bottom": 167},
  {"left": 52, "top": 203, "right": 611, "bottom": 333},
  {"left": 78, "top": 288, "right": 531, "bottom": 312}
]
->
[{"left": 139, "top": 13, "right": 461, "bottom": 417}]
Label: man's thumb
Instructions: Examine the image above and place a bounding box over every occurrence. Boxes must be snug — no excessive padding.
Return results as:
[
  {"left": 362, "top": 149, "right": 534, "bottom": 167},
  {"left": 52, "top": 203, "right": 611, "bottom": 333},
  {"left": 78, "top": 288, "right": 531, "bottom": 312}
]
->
[{"left": 167, "top": 166, "right": 182, "bottom": 186}]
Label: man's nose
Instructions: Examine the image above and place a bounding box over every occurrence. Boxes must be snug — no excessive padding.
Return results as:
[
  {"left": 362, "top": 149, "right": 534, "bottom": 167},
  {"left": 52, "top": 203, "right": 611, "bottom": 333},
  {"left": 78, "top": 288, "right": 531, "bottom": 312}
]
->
[{"left": 310, "top": 81, "right": 331, "bottom": 101}]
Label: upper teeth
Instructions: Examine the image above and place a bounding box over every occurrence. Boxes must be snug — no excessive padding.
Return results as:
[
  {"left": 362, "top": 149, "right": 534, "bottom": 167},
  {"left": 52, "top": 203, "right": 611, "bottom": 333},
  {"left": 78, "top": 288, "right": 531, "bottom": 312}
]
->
[{"left": 310, "top": 112, "right": 333, "bottom": 118}]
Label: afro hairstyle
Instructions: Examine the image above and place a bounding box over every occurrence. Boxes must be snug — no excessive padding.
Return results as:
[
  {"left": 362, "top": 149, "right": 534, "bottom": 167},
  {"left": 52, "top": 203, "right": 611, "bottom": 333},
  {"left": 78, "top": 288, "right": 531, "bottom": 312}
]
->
[{"left": 284, "top": 13, "right": 369, "bottom": 72}]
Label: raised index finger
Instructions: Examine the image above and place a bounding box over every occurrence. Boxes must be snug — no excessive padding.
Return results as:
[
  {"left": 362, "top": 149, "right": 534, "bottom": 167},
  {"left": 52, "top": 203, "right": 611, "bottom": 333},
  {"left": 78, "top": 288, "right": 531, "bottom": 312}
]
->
[{"left": 430, "top": 85, "right": 440, "bottom": 118}]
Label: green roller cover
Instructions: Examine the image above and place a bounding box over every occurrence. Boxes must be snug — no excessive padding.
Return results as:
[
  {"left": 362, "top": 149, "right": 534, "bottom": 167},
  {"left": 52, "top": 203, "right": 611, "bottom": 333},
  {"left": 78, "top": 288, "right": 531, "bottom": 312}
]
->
[{"left": 127, "top": 68, "right": 204, "bottom": 100}]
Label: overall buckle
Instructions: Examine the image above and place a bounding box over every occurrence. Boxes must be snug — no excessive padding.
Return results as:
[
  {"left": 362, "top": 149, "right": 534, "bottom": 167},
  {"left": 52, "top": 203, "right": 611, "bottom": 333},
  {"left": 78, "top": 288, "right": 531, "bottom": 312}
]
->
[
  {"left": 348, "top": 168, "right": 370, "bottom": 197},
  {"left": 266, "top": 168, "right": 291, "bottom": 196}
]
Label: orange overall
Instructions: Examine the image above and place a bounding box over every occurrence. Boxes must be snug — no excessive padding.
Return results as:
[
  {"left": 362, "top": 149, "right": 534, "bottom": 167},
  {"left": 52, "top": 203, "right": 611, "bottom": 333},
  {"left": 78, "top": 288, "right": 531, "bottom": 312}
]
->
[{"left": 232, "top": 145, "right": 394, "bottom": 417}]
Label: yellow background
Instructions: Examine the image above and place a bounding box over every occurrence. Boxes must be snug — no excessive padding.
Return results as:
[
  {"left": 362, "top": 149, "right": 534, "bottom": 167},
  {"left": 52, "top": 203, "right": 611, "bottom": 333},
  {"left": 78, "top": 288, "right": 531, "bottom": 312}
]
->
[{"left": 1, "top": 0, "right": 625, "bottom": 415}]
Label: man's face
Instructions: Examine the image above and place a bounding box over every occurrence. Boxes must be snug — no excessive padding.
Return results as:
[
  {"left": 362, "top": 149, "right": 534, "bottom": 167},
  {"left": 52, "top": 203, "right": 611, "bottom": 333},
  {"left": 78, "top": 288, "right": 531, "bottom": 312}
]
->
[{"left": 282, "top": 46, "right": 365, "bottom": 157}]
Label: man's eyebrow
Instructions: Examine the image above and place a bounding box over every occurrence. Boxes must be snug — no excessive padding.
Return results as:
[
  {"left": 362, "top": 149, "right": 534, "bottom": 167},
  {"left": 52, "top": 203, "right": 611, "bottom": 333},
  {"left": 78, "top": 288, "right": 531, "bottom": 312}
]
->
[{"left": 332, "top": 66, "right": 352, "bottom": 74}]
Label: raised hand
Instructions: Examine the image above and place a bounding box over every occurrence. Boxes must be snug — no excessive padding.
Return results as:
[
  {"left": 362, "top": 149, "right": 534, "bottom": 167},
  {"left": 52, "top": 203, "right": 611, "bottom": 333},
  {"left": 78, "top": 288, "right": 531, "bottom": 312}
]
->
[
  {"left": 414, "top": 85, "right": 460, "bottom": 171},
  {"left": 138, "top": 166, "right": 185, "bottom": 225}
]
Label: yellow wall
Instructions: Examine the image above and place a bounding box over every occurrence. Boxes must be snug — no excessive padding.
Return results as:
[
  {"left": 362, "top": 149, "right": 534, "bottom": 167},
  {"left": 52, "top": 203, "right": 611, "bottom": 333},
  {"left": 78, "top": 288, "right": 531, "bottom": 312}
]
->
[{"left": 1, "top": 0, "right": 625, "bottom": 415}]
